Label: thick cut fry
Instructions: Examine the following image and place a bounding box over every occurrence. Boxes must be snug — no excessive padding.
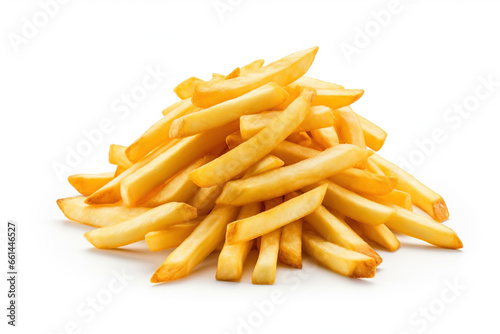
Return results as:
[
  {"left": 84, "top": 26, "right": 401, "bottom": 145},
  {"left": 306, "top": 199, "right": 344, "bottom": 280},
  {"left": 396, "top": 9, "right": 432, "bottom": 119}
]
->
[
  {"left": 57, "top": 196, "right": 150, "bottom": 228},
  {"left": 366, "top": 158, "right": 385, "bottom": 175},
  {"left": 189, "top": 90, "right": 315, "bottom": 188},
  {"left": 302, "top": 229, "right": 376, "bottom": 278},
  {"left": 289, "top": 76, "right": 344, "bottom": 91},
  {"left": 174, "top": 77, "right": 201, "bottom": 99},
  {"left": 225, "top": 184, "right": 327, "bottom": 244},
  {"left": 346, "top": 218, "right": 400, "bottom": 252},
  {"left": 189, "top": 185, "right": 223, "bottom": 216},
  {"left": 313, "top": 89, "right": 364, "bottom": 110},
  {"left": 85, "top": 140, "right": 179, "bottom": 205},
  {"left": 310, "top": 126, "right": 339, "bottom": 148},
  {"left": 145, "top": 216, "right": 205, "bottom": 251},
  {"left": 121, "top": 123, "right": 236, "bottom": 206},
  {"left": 371, "top": 154, "right": 449, "bottom": 222},
  {"left": 226, "top": 131, "right": 245, "bottom": 149},
  {"left": 242, "top": 155, "right": 284, "bottom": 178},
  {"left": 252, "top": 227, "right": 281, "bottom": 284},
  {"left": 108, "top": 144, "right": 133, "bottom": 169},
  {"left": 357, "top": 114, "right": 387, "bottom": 151},
  {"left": 150, "top": 204, "right": 240, "bottom": 283},
  {"left": 377, "top": 202, "right": 462, "bottom": 249},
  {"left": 161, "top": 99, "right": 186, "bottom": 116},
  {"left": 114, "top": 165, "right": 126, "bottom": 177},
  {"left": 126, "top": 99, "right": 200, "bottom": 162},
  {"left": 335, "top": 106, "right": 366, "bottom": 148},
  {"left": 304, "top": 205, "right": 382, "bottom": 265},
  {"left": 274, "top": 85, "right": 303, "bottom": 111},
  {"left": 240, "top": 59, "right": 265, "bottom": 75},
  {"left": 170, "top": 83, "right": 288, "bottom": 138},
  {"left": 225, "top": 67, "right": 240, "bottom": 79},
  {"left": 278, "top": 219, "right": 303, "bottom": 268},
  {"left": 142, "top": 155, "right": 215, "bottom": 207},
  {"left": 218, "top": 144, "right": 372, "bottom": 206},
  {"left": 68, "top": 172, "right": 114, "bottom": 196},
  {"left": 373, "top": 190, "right": 413, "bottom": 210},
  {"left": 240, "top": 106, "right": 334, "bottom": 139},
  {"left": 192, "top": 46, "right": 318, "bottom": 108},
  {"left": 216, "top": 202, "right": 261, "bottom": 281},
  {"left": 287, "top": 131, "right": 312, "bottom": 147},
  {"left": 306, "top": 180, "right": 395, "bottom": 226},
  {"left": 330, "top": 168, "right": 397, "bottom": 196},
  {"left": 84, "top": 202, "right": 197, "bottom": 249}
]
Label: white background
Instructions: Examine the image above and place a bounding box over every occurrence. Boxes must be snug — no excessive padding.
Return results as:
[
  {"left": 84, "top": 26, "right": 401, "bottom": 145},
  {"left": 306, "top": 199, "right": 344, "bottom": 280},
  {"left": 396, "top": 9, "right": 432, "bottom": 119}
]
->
[{"left": 1, "top": 1, "right": 499, "bottom": 334}]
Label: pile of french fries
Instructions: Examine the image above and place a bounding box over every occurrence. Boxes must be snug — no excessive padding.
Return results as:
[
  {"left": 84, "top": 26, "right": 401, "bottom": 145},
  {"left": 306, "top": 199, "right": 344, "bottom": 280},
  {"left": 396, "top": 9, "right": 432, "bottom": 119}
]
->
[{"left": 58, "top": 46, "right": 462, "bottom": 284}]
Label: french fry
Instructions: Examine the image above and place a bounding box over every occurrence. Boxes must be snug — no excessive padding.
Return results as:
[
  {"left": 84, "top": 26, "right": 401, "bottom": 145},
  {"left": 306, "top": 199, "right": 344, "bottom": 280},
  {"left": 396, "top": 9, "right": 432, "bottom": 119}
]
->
[
  {"left": 239, "top": 105, "right": 334, "bottom": 139},
  {"left": 252, "top": 228, "right": 281, "bottom": 285},
  {"left": 304, "top": 205, "right": 382, "bottom": 265},
  {"left": 225, "top": 67, "right": 240, "bottom": 79},
  {"left": 68, "top": 172, "right": 114, "bottom": 196},
  {"left": 170, "top": 83, "right": 288, "bottom": 138},
  {"left": 313, "top": 89, "right": 364, "bottom": 110},
  {"left": 375, "top": 202, "right": 462, "bottom": 249},
  {"left": 289, "top": 76, "right": 344, "bottom": 91},
  {"left": 85, "top": 139, "right": 179, "bottom": 205},
  {"left": 142, "top": 155, "right": 215, "bottom": 207},
  {"left": 108, "top": 144, "right": 133, "bottom": 169},
  {"left": 126, "top": 99, "right": 200, "bottom": 162},
  {"left": 306, "top": 180, "right": 395, "bottom": 226},
  {"left": 302, "top": 229, "right": 376, "bottom": 278},
  {"left": 189, "top": 185, "right": 223, "bottom": 216},
  {"left": 278, "top": 192, "right": 303, "bottom": 268},
  {"left": 240, "top": 59, "right": 265, "bottom": 75},
  {"left": 192, "top": 46, "right": 318, "bottom": 108},
  {"left": 273, "top": 85, "right": 303, "bottom": 111},
  {"left": 371, "top": 153, "right": 449, "bottom": 222},
  {"left": 161, "top": 99, "right": 186, "bottom": 116},
  {"left": 310, "top": 126, "right": 339, "bottom": 149},
  {"left": 330, "top": 168, "right": 398, "bottom": 196},
  {"left": 217, "top": 144, "right": 372, "bottom": 206},
  {"left": 242, "top": 155, "right": 284, "bottom": 178},
  {"left": 145, "top": 216, "right": 205, "bottom": 251},
  {"left": 335, "top": 106, "right": 366, "bottom": 148},
  {"left": 366, "top": 158, "right": 385, "bottom": 175},
  {"left": 57, "top": 196, "right": 150, "bottom": 228},
  {"left": 346, "top": 218, "right": 400, "bottom": 252},
  {"left": 287, "top": 131, "right": 312, "bottom": 147},
  {"left": 226, "top": 131, "right": 245, "bottom": 149},
  {"left": 84, "top": 202, "right": 197, "bottom": 249},
  {"left": 189, "top": 89, "right": 315, "bottom": 188},
  {"left": 225, "top": 184, "right": 327, "bottom": 244},
  {"left": 174, "top": 77, "right": 201, "bottom": 99},
  {"left": 373, "top": 189, "right": 413, "bottom": 210},
  {"left": 114, "top": 165, "right": 126, "bottom": 177},
  {"left": 357, "top": 113, "right": 387, "bottom": 151},
  {"left": 216, "top": 202, "right": 261, "bottom": 281},
  {"left": 121, "top": 123, "right": 236, "bottom": 206}
]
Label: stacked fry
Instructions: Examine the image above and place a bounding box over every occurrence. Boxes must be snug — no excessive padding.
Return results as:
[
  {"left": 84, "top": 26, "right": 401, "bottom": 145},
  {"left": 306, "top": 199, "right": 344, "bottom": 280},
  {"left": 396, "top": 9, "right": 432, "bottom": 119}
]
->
[{"left": 58, "top": 46, "right": 462, "bottom": 284}]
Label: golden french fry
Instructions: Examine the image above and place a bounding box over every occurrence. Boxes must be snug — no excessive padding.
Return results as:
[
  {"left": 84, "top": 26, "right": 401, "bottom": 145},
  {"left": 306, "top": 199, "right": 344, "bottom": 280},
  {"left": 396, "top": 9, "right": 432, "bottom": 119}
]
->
[
  {"left": 68, "top": 172, "right": 114, "bottom": 196},
  {"left": 145, "top": 216, "right": 205, "bottom": 251},
  {"left": 114, "top": 165, "right": 126, "bottom": 177},
  {"left": 126, "top": 99, "right": 200, "bottom": 162},
  {"left": 371, "top": 153, "right": 449, "bottom": 222},
  {"left": 226, "top": 131, "right": 245, "bottom": 149},
  {"left": 313, "top": 89, "right": 364, "bottom": 110},
  {"left": 304, "top": 205, "right": 382, "bottom": 265},
  {"left": 174, "top": 77, "right": 201, "bottom": 99},
  {"left": 307, "top": 180, "right": 395, "bottom": 226},
  {"left": 109, "top": 144, "right": 133, "bottom": 169},
  {"left": 189, "top": 185, "right": 223, "bottom": 216},
  {"left": 170, "top": 83, "right": 288, "bottom": 138},
  {"left": 252, "top": 227, "right": 281, "bottom": 285},
  {"left": 242, "top": 155, "right": 284, "bottom": 178},
  {"left": 330, "top": 168, "right": 398, "bottom": 196},
  {"left": 84, "top": 202, "right": 197, "bottom": 249},
  {"left": 142, "top": 155, "right": 215, "bottom": 207},
  {"left": 302, "top": 229, "right": 376, "bottom": 278},
  {"left": 376, "top": 201, "right": 462, "bottom": 249},
  {"left": 346, "top": 218, "right": 400, "bottom": 252},
  {"left": 121, "top": 123, "right": 236, "bottom": 206},
  {"left": 310, "top": 126, "right": 339, "bottom": 149},
  {"left": 161, "top": 99, "right": 186, "bottom": 116},
  {"left": 239, "top": 105, "right": 334, "bottom": 139},
  {"left": 192, "top": 46, "right": 318, "bottom": 108},
  {"left": 218, "top": 144, "right": 372, "bottom": 206},
  {"left": 335, "top": 106, "right": 366, "bottom": 148},
  {"left": 289, "top": 76, "right": 344, "bottom": 91},
  {"left": 373, "top": 189, "right": 413, "bottom": 210},
  {"left": 278, "top": 219, "right": 303, "bottom": 268},
  {"left": 287, "top": 131, "right": 312, "bottom": 147},
  {"left": 356, "top": 113, "right": 387, "bottom": 151},
  {"left": 85, "top": 139, "right": 179, "bottom": 205},
  {"left": 273, "top": 85, "right": 303, "bottom": 111},
  {"left": 189, "top": 89, "right": 315, "bottom": 188},
  {"left": 366, "top": 157, "right": 385, "bottom": 175},
  {"left": 216, "top": 202, "right": 261, "bottom": 281},
  {"left": 239, "top": 59, "right": 265, "bottom": 75},
  {"left": 225, "top": 67, "right": 240, "bottom": 79},
  {"left": 57, "top": 196, "right": 150, "bottom": 228},
  {"left": 225, "top": 184, "right": 327, "bottom": 244}
]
